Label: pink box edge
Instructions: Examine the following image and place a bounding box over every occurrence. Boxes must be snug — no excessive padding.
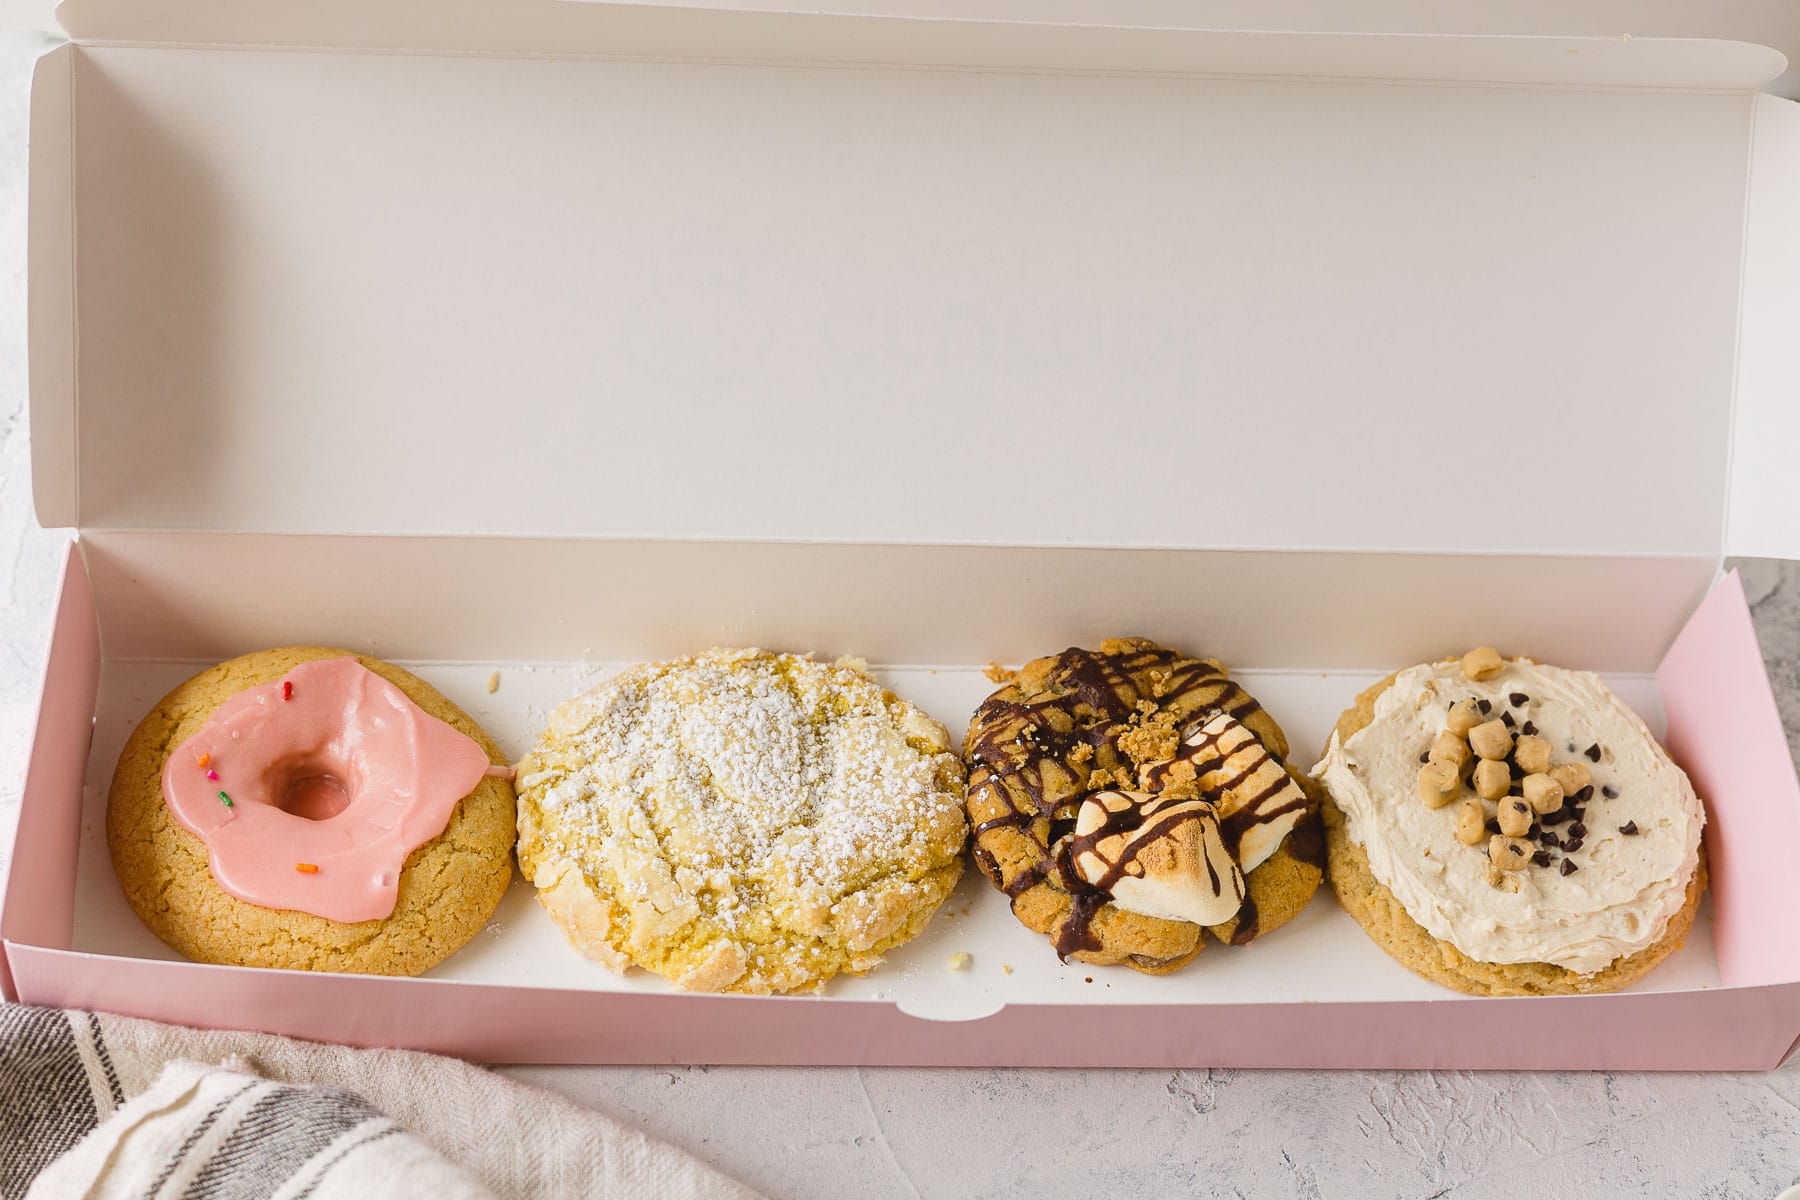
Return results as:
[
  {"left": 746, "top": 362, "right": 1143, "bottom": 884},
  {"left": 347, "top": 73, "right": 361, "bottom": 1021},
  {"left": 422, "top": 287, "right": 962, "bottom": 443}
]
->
[
  {"left": 7, "top": 941, "right": 1800, "bottom": 1072},
  {"left": 1656, "top": 568, "right": 1800, "bottom": 988},
  {"left": 1, "top": 539, "right": 95, "bottom": 1002}
]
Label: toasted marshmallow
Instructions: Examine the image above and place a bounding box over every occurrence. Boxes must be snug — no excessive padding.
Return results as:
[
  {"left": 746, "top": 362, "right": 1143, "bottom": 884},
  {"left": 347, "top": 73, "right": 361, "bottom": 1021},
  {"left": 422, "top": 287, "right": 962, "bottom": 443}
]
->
[
  {"left": 1066, "top": 790, "right": 1244, "bottom": 927},
  {"left": 1142, "top": 711, "right": 1311, "bottom": 874}
]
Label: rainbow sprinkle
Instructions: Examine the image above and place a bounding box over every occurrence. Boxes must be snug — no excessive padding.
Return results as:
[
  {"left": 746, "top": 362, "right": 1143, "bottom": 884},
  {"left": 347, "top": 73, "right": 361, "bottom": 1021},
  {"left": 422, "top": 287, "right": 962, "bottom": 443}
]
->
[
  {"left": 281, "top": 681, "right": 293, "bottom": 701},
  {"left": 196, "top": 752, "right": 211, "bottom": 768},
  {"left": 205, "top": 769, "right": 219, "bottom": 781},
  {"left": 295, "top": 862, "right": 319, "bottom": 874},
  {"left": 217, "top": 791, "right": 233, "bottom": 808}
]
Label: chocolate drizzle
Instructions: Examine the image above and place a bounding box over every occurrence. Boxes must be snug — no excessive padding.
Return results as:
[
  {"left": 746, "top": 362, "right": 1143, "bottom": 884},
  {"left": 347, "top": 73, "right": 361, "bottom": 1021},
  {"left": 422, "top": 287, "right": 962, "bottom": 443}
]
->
[{"left": 1227, "top": 896, "right": 1262, "bottom": 946}]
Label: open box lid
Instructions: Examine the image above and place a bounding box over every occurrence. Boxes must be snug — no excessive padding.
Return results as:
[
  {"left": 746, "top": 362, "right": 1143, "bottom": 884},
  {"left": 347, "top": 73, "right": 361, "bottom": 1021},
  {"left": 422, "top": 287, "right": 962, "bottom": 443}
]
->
[{"left": 25, "top": 1, "right": 1800, "bottom": 560}]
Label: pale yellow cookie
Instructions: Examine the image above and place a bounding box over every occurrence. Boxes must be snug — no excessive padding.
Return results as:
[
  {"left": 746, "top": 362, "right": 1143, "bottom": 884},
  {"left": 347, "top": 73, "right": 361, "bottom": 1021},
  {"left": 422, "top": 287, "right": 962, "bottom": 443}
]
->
[
  {"left": 514, "top": 649, "right": 967, "bottom": 994},
  {"left": 107, "top": 647, "right": 516, "bottom": 976}
]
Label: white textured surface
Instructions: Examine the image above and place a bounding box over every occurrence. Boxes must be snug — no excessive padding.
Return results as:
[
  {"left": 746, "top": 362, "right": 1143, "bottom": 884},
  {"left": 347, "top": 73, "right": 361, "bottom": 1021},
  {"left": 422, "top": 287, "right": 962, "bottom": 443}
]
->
[{"left": 5, "top": 29, "right": 1800, "bottom": 1199}]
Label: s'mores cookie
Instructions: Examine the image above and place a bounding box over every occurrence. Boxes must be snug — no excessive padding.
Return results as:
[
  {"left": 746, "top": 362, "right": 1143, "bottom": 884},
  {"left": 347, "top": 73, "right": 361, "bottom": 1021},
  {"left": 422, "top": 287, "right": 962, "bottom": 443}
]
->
[{"left": 963, "top": 638, "right": 1322, "bottom": 974}]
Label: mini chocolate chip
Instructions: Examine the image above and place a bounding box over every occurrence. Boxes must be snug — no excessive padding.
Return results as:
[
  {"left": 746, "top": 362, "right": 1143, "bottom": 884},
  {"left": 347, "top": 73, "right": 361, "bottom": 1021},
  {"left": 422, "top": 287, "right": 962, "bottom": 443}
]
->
[
  {"left": 1509, "top": 692, "right": 1529, "bottom": 707},
  {"left": 1521, "top": 721, "right": 1537, "bottom": 737},
  {"left": 1585, "top": 743, "right": 1602, "bottom": 762},
  {"left": 1510, "top": 761, "right": 1525, "bottom": 780},
  {"left": 1541, "top": 807, "right": 1568, "bottom": 826},
  {"left": 1568, "top": 822, "right": 1587, "bottom": 838},
  {"left": 1620, "top": 821, "right": 1639, "bottom": 836},
  {"left": 1529, "top": 822, "right": 1541, "bottom": 838},
  {"left": 1566, "top": 741, "right": 1578, "bottom": 753},
  {"left": 1560, "top": 859, "right": 1578, "bottom": 876},
  {"left": 1486, "top": 818, "right": 1502, "bottom": 835},
  {"left": 1478, "top": 699, "right": 1492, "bottom": 715},
  {"left": 1602, "top": 785, "right": 1619, "bottom": 799},
  {"left": 1419, "top": 750, "right": 1431, "bottom": 764},
  {"left": 1532, "top": 850, "right": 1552, "bottom": 867},
  {"left": 1508, "top": 843, "right": 1526, "bottom": 857},
  {"left": 1501, "top": 711, "right": 1516, "bottom": 728},
  {"left": 1541, "top": 830, "right": 1561, "bottom": 848},
  {"left": 1508, "top": 783, "right": 1524, "bottom": 796},
  {"left": 1574, "top": 785, "right": 1594, "bottom": 803},
  {"left": 1563, "top": 837, "right": 1583, "bottom": 852}
]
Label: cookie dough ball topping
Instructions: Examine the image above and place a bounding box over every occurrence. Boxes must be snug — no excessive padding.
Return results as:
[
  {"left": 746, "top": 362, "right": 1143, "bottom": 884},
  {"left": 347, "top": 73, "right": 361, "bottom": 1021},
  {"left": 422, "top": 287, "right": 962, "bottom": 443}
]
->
[
  {"left": 1064, "top": 790, "right": 1244, "bottom": 927},
  {"left": 1413, "top": 650, "right": 1649, "bottom": 888},
  {"left": 1461, "top": 646, "right": 1505, "bottom": 681}
]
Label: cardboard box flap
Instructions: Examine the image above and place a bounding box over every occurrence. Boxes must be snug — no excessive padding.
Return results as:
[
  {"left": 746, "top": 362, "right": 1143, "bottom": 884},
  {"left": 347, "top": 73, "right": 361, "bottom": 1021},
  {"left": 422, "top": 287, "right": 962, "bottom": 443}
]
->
[
  {"left": 33, "top": 31, "right": 1772, "bottom": 554},
  {"left": 27, "top": 45, "right": 75, "bottom": 531},
  {"left": 52, "top": 0, "right": 1792, "bottom": 92},
  {"left": 1727, "top": 94, "right": 1800, "bottom": 562}
]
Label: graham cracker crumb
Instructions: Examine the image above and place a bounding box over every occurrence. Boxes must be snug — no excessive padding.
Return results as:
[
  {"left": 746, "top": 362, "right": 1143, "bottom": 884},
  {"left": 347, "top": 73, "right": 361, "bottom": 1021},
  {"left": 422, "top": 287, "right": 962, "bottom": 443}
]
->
[
  {"left": 982, "top": 661, "right": 1017, "bottom": 684},
  {"left": 1118, "top": 707, "right": 1180, "bottom": 767},
  {"left": 1158, "top": 776, "right": 1202, "bottom": 802}
]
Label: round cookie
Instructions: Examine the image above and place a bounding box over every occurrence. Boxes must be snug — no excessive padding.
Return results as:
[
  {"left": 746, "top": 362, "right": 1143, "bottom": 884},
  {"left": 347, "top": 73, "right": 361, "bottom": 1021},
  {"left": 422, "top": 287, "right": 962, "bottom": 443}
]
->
[
  {"left": 964, "top": 638, "right": 1323, "bottom": 974},
  {"left": 513, "top": 648, "right": 967, "bottom": 994},
  {"left": 1315, "top": 659, "right": 1707, "bottom": 997},
  {"left": 108, "top": 647, "right": 517, "bottom": 976}
]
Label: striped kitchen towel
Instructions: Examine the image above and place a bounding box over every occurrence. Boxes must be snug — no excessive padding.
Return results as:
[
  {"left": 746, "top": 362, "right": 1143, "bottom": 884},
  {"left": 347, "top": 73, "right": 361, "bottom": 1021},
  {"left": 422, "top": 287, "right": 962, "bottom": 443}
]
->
[{"left": 0, "top": 1005, "right": 764, "bottom": 1200}]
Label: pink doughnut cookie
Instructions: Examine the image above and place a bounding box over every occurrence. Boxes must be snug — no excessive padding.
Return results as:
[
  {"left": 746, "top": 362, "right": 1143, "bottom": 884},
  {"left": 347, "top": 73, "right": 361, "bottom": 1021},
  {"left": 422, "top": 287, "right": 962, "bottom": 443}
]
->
[{"left": 107, "top": 647, "right": 516, "bottom": 975}]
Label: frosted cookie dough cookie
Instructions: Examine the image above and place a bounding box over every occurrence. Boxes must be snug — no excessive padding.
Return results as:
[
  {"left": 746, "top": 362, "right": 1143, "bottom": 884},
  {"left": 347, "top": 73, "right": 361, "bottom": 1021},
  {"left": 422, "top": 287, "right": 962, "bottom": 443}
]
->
[
  {"left": 514, "top": 648, "right": 967, "bottom": 994},
  {"left": 1312, "top": 649, "right": 1707, "bottom": 996},
  {"left": 964, "top": 638, "right": 1322, "bottom": 974},
  {"left": 108, "top": 647, "right": 517, "bottom": 976}
]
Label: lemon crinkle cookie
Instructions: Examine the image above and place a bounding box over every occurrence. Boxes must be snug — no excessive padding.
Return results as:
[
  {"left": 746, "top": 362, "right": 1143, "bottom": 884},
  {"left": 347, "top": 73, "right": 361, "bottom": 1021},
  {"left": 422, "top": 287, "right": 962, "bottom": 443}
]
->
[{"left": 514, "top": 648, "right": 968, "bottom": 994}]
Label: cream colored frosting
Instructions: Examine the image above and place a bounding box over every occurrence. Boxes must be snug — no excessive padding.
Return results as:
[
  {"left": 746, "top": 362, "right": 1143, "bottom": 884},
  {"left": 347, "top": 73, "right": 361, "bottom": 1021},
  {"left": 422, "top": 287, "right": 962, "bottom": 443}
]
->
[{"left": 1311, "top": 660, "right": 1703, "bottom": 975}]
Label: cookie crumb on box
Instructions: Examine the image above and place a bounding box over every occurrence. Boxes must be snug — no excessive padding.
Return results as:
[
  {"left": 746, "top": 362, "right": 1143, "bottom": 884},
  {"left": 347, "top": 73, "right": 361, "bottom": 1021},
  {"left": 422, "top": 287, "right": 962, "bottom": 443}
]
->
[
  {"left": 982, "top": 661, "right": 1016, "bottom": 684},
  {"left": 1001, "top": 963, "right": 1013, "bottom": 975},
  {"left": 485, "top": 670, "right": 501, "bottom": 694},
  {"left": 946, "top": 951, "right": 971, "bottom": 971}
]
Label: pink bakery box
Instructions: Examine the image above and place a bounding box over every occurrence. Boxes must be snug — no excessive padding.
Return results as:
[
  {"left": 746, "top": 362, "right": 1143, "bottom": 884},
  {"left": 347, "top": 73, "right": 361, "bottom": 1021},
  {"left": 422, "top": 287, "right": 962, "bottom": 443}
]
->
[{"left": 5, "top": 0, "right": 1800, "bottom": 1069}]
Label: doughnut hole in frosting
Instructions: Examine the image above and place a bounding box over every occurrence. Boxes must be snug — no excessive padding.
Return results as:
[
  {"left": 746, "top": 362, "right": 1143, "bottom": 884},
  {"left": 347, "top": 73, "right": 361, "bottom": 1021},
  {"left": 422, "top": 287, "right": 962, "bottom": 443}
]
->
[{"left": 262, "top": 753, "right": 362, "bottom": 821}]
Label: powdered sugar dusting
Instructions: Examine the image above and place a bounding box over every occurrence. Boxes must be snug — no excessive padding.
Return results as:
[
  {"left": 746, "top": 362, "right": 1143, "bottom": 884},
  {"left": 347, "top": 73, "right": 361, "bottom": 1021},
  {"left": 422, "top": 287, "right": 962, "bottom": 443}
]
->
[{"left": 514, "top": 648, "right": 967, "bottom": 993}]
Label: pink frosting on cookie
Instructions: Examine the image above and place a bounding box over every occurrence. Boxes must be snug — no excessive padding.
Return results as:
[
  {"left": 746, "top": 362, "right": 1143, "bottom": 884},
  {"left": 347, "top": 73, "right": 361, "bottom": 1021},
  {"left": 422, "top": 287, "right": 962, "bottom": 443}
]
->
[{"left": 161, "top": 657, "right": 493, "bottom": 923}]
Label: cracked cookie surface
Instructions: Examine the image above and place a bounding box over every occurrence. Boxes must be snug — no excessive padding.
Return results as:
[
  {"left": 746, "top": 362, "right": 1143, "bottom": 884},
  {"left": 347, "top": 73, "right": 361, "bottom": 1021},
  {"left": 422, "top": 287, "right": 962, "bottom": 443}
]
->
[
  {"left": 963, "top": 638, "right": 1322, "bottom": 974},
  {"left": 514, "top": 648, "right": 967, "bottom": 994},
  {"left": 107, "top": 647, "right": 516, "bottom": 976}
]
